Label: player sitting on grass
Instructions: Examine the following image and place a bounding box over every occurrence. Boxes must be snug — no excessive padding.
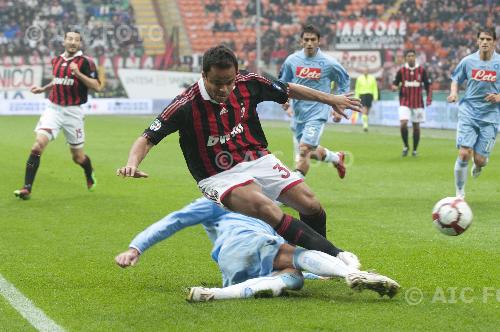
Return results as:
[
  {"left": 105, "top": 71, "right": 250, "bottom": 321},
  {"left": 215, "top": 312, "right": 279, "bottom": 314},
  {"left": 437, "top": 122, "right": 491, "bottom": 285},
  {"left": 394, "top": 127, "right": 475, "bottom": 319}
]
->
[{"left": 115, "top": 198, "right": 400, "bottom": 302}]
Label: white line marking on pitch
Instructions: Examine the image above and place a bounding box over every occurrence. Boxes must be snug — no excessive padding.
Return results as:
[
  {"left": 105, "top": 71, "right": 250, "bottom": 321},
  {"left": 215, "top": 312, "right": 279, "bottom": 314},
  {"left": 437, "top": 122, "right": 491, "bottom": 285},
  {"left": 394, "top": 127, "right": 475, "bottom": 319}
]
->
[{"left": 0, "top": 273, "right": 66, "bottom": 332}]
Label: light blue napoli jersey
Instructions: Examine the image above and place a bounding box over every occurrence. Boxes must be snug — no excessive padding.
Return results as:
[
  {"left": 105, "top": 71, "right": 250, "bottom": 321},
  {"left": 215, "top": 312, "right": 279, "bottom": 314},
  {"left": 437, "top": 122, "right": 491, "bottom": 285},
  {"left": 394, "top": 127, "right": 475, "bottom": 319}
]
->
[
  {"left": 451, "top": 51, "right": 500, "bottom": 124},
  {"left": 280, "top": 49, "right": 350, "bottom": 123},
  {"left": 129, "top": 197, "right": 278, "bottom": 264}
]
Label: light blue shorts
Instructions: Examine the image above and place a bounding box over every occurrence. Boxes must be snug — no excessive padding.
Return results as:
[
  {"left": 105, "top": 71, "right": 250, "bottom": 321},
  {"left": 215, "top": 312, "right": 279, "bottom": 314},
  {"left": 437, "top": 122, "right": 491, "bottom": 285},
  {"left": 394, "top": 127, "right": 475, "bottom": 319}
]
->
[
  {"left": 217, "top": 231, "right": 285, "bottom": 287},
  {"left": 456, "top": 117, "right": 498, "bottom": 157},
  {"left": 292, "top": 119, "right": 326, "bottom": 147}
]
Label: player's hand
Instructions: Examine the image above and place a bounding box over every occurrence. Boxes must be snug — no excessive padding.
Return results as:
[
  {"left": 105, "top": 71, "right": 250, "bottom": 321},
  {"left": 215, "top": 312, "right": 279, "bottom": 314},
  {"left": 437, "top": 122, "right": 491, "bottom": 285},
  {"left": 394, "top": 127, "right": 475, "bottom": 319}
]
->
[
  {"left": 69, "top": 62, "right": 80, "bottom": 76},
  {"left": 116, "top": 166, "right": 149, "bottom": 178},
  {"left": 391, "top": 85, "right": 398, "bottom": 92},
  {"left": 329, "top": 92, "right": 362, "bottom": 119},
  {"left": 447, "top": 94, "right": 458, "bottom": 103},
  {"left": 115, "top": 248, "right": 140, "bottom": 268},
  {"left": 281, "top": 101, "right": 290, "bottom": 111},
  {"left": 31, "top": 86, "right": 44, "bottom": 94},
  {"left": 426, "top": 99, "right": 432, "bottom": 106},
  {"left": 485, "top": 93, "right": 500, "bottom": 103}
]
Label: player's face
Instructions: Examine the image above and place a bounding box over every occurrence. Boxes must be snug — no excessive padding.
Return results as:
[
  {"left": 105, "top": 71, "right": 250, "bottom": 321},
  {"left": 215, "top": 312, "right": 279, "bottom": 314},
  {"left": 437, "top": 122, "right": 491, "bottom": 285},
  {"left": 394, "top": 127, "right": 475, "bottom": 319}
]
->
[
  {"left": 64, "top": 32, "right": 81, "bottom": 55},
  {"left": 477, "top": 32, "right": 495, "bottom": 53},
  {"left": 203, "top": 65, "right": 237, "bottom": 103},
  {"left": 405, "top": 52, "right": 416, "bottom": 67},
  {"left": 301, "top": 33, "right": 320, "bottom": 57}
]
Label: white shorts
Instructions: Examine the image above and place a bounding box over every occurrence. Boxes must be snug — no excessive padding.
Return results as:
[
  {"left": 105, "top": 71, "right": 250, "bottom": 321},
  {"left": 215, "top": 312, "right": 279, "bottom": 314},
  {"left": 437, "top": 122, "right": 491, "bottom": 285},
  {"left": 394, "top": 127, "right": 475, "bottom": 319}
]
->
[
  {"left": 35, "top": 103, "right": 85, "bottom": 148},
  {"left": 398, "top": 106, "right": 425, "bottom": 123},
  {"left": 198, "top": 154, "right": 303, "bottom": 206}
]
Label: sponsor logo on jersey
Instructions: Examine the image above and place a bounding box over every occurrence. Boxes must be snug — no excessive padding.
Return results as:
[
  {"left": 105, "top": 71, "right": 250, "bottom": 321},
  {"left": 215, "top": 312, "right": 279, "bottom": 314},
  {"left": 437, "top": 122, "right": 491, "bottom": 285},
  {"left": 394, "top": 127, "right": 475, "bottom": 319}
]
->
[
  {"left": 207, "top": 123, "right": 244, "bottom": 146},
  {"left": 149, "top": 119, "right": 161, "bottom": 131},
  {"left": 471, "top": 69, "right": 496, "bottom": 82},
  {"left": 404, "top": 80, "right": 421, "bottom": 87},
  {"left": 295, "top": 67, "right": 321, "bottom": 80},
  {"left": 53, "top": 76, "right": 74, "bottom": 86}
]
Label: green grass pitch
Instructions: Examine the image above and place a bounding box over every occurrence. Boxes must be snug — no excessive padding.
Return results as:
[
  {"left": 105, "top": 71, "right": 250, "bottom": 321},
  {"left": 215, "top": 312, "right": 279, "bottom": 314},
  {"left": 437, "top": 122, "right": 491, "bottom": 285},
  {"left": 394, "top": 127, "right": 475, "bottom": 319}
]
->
[{"left": 1, "top": 116, "right": 499, "bottom": 331}]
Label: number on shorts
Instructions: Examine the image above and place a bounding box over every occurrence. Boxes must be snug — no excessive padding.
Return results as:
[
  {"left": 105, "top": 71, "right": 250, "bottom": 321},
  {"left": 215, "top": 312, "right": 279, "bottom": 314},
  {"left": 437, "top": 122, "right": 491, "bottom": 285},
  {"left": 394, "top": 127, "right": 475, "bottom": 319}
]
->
[{"left": 273, "top": 163, "right": 290, "bottom": 179}]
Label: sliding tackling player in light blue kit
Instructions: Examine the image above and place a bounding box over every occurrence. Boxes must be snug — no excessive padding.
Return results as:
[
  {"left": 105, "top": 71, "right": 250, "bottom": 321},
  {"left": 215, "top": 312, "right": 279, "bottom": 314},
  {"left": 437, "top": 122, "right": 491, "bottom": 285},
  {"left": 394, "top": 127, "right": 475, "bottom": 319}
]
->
[
  {"left": 115, "top": 198, "right": 400, "bottom": 302},
  {"left": 280, "top": 24, "right": 351, "bottom": 180},
  {"left": 448, "top": 27, "right": 500, "bottom": 199}
]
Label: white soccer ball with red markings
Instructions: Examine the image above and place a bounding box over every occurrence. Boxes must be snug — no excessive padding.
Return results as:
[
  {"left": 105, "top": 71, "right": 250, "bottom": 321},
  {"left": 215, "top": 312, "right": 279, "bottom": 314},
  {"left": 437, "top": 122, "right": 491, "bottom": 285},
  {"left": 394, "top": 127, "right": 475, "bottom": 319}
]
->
[{"left": 432, "top": 197, "right": 473, "bottom": 236}]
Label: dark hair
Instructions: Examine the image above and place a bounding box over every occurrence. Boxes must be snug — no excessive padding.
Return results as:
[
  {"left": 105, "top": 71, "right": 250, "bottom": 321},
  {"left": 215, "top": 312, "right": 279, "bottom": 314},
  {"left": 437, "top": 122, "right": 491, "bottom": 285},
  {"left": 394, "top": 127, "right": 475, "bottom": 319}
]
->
[
  {"left": 300, "top": 24, "right": 321, "bottom": 39},
  {"left": 202, "top": 45, "right": 238, "bottom": 73},
  {"left": 64, "top": 29, "right": 81, "bottom": 39},
  {"left": 404, "top": 49, "right": 416, "bottom": 56},
  {"left": 477, "top": 27, "right": 496, "bottom": 40}
]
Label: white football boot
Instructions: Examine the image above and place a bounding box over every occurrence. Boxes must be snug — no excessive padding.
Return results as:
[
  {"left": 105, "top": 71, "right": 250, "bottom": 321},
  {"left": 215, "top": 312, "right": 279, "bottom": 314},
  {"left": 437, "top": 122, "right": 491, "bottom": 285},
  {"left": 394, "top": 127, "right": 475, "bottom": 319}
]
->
[
  {"left": 346, "top": 271, "right": 400, "bottom": 298},
  {"left": 186, "top": 287, "right": 215, "bottom": 302},
  {"left": 455, "top": 187, "right": 466, "bottom": 199}
]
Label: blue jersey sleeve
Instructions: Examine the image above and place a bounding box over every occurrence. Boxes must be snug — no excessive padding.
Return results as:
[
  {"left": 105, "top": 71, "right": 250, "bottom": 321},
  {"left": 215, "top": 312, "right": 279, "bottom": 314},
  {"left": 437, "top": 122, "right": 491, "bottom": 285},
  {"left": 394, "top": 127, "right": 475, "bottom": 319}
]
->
[
  {"left": 279, "top": 58, "right": 294, "bottom": 83},
  {"left": 329, "top": 59, "right": 350, "bottom": 94},
  {"left": 129, "top": 198, "right": 225, "bottom": 253},
  {"left": 451, "top": 58, "right": 467, "bottom": 85}
]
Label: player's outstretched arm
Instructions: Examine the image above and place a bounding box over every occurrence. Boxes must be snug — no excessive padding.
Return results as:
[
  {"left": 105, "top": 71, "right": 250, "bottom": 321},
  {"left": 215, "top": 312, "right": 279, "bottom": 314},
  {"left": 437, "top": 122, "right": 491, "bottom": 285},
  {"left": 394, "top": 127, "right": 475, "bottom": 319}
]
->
[
  {"left": 31, "top": 79, "right": 54, "bottom": 94},
  {"left": 115, "top": 248, "right": 140, "bottom": 268},
  {"left": 288, "top": 83, "right": 361, "bottom": 118},
  {"left": 117, "top": 136, "right": 153, "bottom": 178},
  {"left": 447, "top": 81, "right": 459, "bottom": 103}
]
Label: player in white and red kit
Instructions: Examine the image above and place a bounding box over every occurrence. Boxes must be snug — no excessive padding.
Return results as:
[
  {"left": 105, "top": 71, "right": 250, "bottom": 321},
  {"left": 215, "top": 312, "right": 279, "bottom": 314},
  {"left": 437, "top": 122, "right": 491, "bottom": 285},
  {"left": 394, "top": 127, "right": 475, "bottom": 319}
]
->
[
  {"left": 392, "top": 50, "right": 432, "bottom": 157},
  {"left": 14, "top": 30, "right": 103, "bottom": 200}
]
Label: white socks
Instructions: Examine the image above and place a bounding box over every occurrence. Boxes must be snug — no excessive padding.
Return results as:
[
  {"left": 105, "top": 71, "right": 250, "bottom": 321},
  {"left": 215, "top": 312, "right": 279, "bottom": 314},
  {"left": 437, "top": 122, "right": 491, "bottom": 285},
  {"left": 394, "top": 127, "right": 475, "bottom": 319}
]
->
[
  {"left": 208, "top": 275, "right": 288, "bottom": 300},
  {"left": 293, "top": 249, "right": 358, "bottom": 278},
  {"left": 323, "top": 148, "right": 340, "bottom": 164},
  {"left": 454, "top": 157, "right": 469, "bottom": 192}
]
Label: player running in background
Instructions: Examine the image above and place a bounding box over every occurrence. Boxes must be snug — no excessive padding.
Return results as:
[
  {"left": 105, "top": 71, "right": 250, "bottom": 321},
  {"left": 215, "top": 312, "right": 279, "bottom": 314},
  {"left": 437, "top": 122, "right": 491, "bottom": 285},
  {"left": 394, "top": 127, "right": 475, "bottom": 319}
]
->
[
  {"left": 117, "top": 45, "right": 361, "bottom": 262},
  {"left": 355, "top": 66, "right": 378, "bottom": 132},
  {"left": 279, "top": 25, "right": 350, "bottom": 179},
  {"left": 115, "top": 198, "right": 400, "bottom": 302},
  {"left": 447, "top": 27, "right": 499, "bottom": 199},
  {"left": 392, "top": 49, "right": 432, "bottom": 157},
  {"left": 14, "top": 30, "right": 102, "bottom": 200}
]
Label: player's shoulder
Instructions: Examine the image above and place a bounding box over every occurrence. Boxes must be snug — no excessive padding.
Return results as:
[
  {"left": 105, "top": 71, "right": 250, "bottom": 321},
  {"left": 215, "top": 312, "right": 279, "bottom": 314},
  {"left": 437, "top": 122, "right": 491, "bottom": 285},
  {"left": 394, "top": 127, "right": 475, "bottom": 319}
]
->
[
  {"left": 461, "top": 51, "right": 480, "bottom": 63},
  {"left": 284, "top": 50, "right": 303, "bottom": 63},
  {"left": 236, "top": 70, "right": 272, "bottom": 85},
  {"left": 164, "top": 82, "right": 200, "bottom": 113}
]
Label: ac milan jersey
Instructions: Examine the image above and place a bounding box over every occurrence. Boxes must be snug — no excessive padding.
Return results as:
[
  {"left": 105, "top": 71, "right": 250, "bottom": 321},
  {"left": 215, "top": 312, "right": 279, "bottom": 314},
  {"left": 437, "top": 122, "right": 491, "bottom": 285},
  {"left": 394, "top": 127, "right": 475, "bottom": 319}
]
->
[
  {"left": 451, "top": 51, "right": 500, "bottom": 124},
  {"left": 48, "top": 51, "right": 98, "bottom": 106},
  {"left": 393, "top": 64, "right": 432, "bottom": 108},
  {"left": 143, "top": 72, "right": 289, "bottom": 182},
  {"left": 279, "top": 49, "right": 350, "bottom": 123}
]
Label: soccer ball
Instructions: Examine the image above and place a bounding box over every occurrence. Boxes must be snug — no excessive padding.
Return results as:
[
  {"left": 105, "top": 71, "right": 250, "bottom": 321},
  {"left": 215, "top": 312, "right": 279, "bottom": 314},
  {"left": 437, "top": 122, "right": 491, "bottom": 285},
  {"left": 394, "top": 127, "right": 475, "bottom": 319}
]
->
[{"left": 432, "top": 197, "right": 473, "bottom": 236}]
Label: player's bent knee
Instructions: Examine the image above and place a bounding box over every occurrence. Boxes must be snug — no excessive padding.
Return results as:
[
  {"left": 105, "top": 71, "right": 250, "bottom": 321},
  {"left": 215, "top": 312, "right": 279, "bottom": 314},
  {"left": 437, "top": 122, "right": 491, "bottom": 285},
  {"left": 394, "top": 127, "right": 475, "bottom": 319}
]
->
[{"left": 279, "top": 270, "right": 304, "bottom": 291}]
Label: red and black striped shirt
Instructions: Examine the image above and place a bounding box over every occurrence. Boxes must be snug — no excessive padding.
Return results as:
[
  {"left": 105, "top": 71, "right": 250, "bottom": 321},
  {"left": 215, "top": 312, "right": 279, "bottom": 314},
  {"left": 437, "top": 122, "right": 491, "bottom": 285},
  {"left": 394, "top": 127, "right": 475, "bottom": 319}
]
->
[
  {"left": 48, "top": 51, "right": 98, "bottom": 106},
  {"left": 393, "top": 64, "right": 432, "bottom": 108},
  {"left": 143, "top": 71, "right": 289, "bottom": 182}
]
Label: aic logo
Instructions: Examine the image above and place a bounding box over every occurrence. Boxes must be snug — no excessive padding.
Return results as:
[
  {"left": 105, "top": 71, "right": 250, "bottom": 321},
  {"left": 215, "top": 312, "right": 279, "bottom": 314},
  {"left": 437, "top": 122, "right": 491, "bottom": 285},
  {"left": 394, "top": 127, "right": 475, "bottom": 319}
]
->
[
  {"left": 295, "top": 67, "right": 321, "bottom": 80},
  {"left": 471, "top": 69, "right": 496, "bottom": 82}
]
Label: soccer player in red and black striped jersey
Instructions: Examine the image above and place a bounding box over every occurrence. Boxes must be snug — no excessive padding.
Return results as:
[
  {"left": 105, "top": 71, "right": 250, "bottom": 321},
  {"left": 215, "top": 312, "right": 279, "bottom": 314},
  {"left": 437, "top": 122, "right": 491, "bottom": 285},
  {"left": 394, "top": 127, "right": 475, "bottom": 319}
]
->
[
  {"left": 117, "top": 45, "right": 362, "bottom": 264},
  {"left": 392, "top": 49, "right": 432, "bottom": 157},
  {"left": 14, "top": 30, "right": 103, "bottom": 200}
]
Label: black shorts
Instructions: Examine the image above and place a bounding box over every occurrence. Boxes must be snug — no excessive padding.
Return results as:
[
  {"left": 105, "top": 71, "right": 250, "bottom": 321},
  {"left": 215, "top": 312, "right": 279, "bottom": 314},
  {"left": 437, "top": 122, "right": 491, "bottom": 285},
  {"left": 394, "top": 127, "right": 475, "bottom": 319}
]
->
[{"left": 360, "top": 94, "right": 374, "bottom": 108}]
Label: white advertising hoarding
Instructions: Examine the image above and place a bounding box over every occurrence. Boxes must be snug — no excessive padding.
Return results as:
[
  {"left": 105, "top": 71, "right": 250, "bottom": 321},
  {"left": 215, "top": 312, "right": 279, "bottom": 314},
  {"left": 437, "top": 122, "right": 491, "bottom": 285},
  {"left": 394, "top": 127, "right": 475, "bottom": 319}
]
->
[
  {"left": 118, "top": 69, "right": 200, "bottom": 99},
  {"left": 324, "top": 51, "right": 382, "bottom": 78},
  {"left": 0, "top": 65, "right": 44, "bottom": 99}
]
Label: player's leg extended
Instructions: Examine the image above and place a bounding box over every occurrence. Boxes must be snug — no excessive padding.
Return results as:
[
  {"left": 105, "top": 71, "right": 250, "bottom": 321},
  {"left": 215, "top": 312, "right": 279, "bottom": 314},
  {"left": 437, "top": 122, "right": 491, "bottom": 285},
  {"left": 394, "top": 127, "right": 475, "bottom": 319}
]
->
[
  {"left": 14, "top": 133, "right": 50, "bottom": 199},
  {"left": 412, "top": 122, "right": 421, "bottom": 156},
  {"left": 70, "top": 147, "right": 96, "bottom": 191},
  {"left": 294, "top": 120, "right": 325, "bottom": 178},
  {"left": 362, "top": 106, "right": 369, "bottom": 131},
  {"left": 224, "top": 183, "right": 342, "bottom": 257},
  {"left": 187, "top": 268, "right": 304, "bottom": 302},
  {"left": 471, "top": 123, "right": 497, "bottom": 178},
  {"left": 310, "top": 145, "right": 346, "bottom": 179},
  {"left": 454, "top": 119, "right": 477, "bottom": 198}
]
